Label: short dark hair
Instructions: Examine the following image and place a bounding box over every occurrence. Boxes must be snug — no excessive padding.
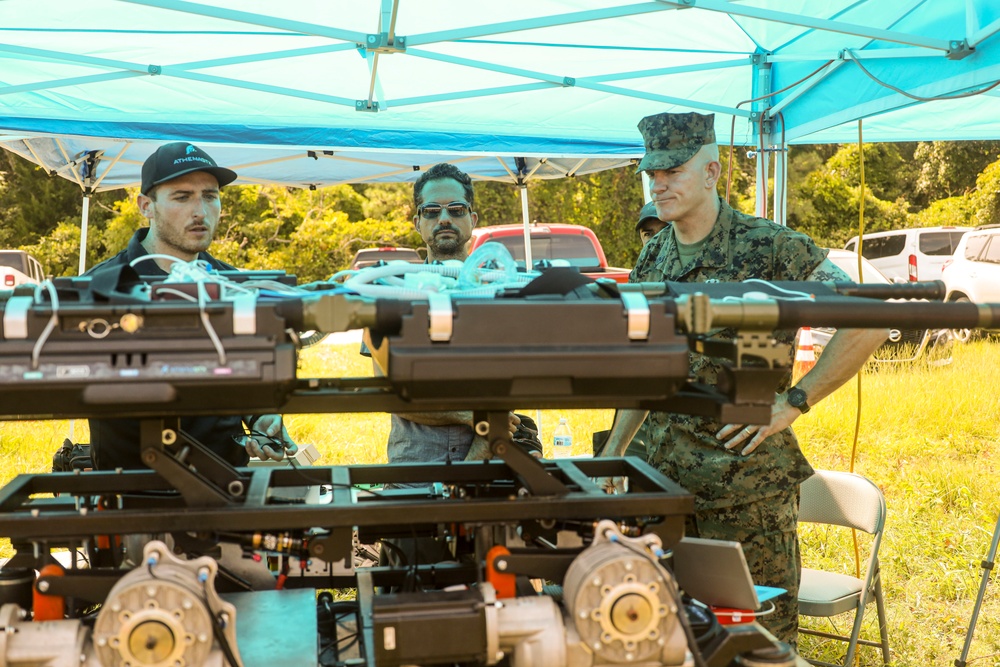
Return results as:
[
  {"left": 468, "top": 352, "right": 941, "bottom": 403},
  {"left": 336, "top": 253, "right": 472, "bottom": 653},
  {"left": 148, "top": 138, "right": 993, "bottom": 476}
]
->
[{"left": 413, "top": 163, "right": 475, "bottom": 210}]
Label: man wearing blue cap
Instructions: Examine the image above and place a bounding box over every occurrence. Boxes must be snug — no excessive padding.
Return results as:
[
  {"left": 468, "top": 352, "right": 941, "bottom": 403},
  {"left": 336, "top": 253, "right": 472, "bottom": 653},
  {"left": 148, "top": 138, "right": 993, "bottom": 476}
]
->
[
  {"left": 599, "top": 112, "right": 887, "bottom": 645},
  {"left": 87, "top": 142, "right": 294, "bottom": 470}
]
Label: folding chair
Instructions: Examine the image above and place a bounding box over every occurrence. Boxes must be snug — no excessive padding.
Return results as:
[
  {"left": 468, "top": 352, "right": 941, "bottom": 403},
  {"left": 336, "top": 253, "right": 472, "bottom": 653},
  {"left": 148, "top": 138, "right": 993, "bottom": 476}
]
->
[{"left": 797, "top": 470, "right": 890, "bottom": 667}]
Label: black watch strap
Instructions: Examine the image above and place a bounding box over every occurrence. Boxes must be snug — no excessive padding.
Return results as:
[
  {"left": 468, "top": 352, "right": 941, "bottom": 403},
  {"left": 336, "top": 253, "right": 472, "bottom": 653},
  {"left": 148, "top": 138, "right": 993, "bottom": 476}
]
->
[{"left": 787, "top": 386, "right": 811, "bottom": 414}]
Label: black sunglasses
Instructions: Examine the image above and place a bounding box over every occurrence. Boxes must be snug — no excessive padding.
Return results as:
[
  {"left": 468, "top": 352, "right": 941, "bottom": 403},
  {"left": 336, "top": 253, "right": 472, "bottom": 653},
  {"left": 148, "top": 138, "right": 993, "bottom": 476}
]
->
[{"left": 419, "top": 201, "right": 471, "bottom": 219}]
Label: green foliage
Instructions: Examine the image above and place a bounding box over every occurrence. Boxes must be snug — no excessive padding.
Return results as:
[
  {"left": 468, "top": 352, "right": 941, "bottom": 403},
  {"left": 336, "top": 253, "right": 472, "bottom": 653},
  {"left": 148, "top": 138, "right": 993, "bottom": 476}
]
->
[
  {"left": 914, "top": 140, "right": 1000, "bottom": 203},
  {"left": 823, "top": 142, "right": 918, "bottom": 203},
  {"left": 18, "top": 221, "right": 88, "bottom": 277},
  {"left": 354, "top": 183, "right": 415, "bottom": 222},
  {"left": 267, "top": 215, "right": 422, "bottom": 282},
  {"left": 969, "top": 158, "right": 1000, "bottom": 227},
  {"left": 0, "top": 151, "right": 116, "bottom": 248},
  {"left": 908, "top": 196, "right": 974, "bottom": 228},
  {"left": 790, "top": 163, "right": 910, "bottom": 247}
]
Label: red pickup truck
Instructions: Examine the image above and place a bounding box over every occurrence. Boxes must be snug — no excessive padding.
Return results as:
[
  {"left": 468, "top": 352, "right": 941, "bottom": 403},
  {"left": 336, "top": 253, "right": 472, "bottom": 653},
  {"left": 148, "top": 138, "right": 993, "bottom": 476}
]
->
[{"left": 469, "top": 223, "right": 631, "bottom": 283}]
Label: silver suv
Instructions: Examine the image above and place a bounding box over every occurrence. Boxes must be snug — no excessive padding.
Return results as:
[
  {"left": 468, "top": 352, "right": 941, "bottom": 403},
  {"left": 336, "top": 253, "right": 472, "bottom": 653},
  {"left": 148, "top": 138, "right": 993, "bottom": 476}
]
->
[
  {"left": 807, "top": 249, "right": 953, "bottom": 364},
  {"left": 942, "top": 225, "right": 1000, "bottom": 341},
  {"left": 845, "top": 226, "right": 969, "bottom": 282}
]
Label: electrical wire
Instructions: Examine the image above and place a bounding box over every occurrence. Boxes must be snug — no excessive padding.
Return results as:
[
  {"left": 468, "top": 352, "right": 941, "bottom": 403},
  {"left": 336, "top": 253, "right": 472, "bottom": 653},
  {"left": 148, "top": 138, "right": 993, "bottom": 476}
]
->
[
  {"left": 196, "top": 277, "right": 227, "bottom": 366},
  {"left": 720, "top": 278, "right": 816, "bottom": 303},
  {"left": 725, "top": 60, "right": 836, "bottom": 204},
  {"left": 850, "top": 118, "right": 866, "bottom": 581},
  {"left": 845, "top": 50, "right": 1000, "bottom": 102},
  {"left": 201, "top": 577, "right": 241, "bottom": 667},
  {"left": 30, "top": 280, "right": 60, "bottom": 369}
]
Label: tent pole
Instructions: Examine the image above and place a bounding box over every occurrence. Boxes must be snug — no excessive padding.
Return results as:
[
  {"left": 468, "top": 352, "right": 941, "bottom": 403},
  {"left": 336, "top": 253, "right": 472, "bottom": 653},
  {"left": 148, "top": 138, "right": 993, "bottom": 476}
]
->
[
  {"left": 751, "top": 55, "right": 773, "bottom": 219},
  {"left": 755, "top": 143, "right": 769, "bottom": 218},
  {"left": 773, "top": 142, "right": 787, "bottom": 226},
  {"left": 78, "top": 194, "right": 91, "bottom": 275},
  {"left": 519, "top": 184, "right": 533, "bottom": 268}
]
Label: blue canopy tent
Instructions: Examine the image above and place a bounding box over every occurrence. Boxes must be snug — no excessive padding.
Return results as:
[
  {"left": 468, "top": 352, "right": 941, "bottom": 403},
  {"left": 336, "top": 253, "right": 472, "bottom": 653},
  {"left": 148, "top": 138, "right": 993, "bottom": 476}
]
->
[{"left": 2, "top": 0, "right": 999, "bottom": 268}]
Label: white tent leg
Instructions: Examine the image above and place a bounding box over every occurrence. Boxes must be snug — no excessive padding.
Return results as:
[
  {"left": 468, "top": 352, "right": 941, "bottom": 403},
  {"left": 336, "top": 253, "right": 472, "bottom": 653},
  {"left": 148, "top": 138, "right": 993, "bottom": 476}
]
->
[
  {"left": 78, "top": 194, "right": 91, "bottom": 275},
  {"left": 755, "top": 148, "right": 769, "bottom": 218},
  {"left": 519, "top": 184, "right": 533, "bottom": 268},
  {"left": 641, "top": 171, "right": 652, "bottom": 203},
  {"left": 773, "top": 143, "right": 787, "bottom": 226}
]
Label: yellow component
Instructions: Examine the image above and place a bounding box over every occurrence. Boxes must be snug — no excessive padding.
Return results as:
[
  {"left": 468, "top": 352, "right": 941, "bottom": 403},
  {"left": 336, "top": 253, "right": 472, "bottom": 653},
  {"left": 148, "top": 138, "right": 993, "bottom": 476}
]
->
[
  {"left": 119, "top": 313, "right": 143, "bottom": 333},
  {"left": 610, "top": 592, "right": 653, "bottom": 635},
  {"left": 127, "top": 619, "right": 175, "bottom": 664}
]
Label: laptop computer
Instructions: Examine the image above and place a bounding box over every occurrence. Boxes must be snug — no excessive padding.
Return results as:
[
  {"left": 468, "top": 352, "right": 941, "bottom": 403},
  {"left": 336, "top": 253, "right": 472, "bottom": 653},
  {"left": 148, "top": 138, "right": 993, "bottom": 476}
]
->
[{"left": 671, "top": 537, "right": 785, "bottom": 610}]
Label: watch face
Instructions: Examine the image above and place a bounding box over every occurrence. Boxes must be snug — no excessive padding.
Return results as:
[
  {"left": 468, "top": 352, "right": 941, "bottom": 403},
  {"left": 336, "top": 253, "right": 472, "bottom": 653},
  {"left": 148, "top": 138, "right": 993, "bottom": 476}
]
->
[{"left": 788, "top": 387, "right": 809, "bottom": 411}]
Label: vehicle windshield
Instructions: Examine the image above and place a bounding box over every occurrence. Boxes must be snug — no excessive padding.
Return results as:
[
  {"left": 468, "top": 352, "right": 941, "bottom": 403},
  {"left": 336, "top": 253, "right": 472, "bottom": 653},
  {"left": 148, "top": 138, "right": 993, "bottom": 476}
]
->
[
  {"left": 485, "top": 235, "right": 601, "bottom": 269},
  {"left": 0, "top": 252, "right": 26, "bottom": 272}
]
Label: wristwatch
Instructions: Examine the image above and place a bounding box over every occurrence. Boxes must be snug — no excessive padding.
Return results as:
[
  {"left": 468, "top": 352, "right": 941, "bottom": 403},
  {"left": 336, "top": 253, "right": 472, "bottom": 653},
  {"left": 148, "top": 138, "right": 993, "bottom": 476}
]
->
[{"left": 786, "top": 386, "right": 811, "bottom": 414}]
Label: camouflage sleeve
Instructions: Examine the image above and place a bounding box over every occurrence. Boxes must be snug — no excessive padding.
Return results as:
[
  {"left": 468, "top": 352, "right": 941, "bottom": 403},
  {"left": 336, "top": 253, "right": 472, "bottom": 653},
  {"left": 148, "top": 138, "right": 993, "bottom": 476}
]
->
[
  {"left": 806, "top": 257, "right": 853, "bottom": 282},
  {"left": 772, "top": 229, "right": 828, "bottom": 281}
]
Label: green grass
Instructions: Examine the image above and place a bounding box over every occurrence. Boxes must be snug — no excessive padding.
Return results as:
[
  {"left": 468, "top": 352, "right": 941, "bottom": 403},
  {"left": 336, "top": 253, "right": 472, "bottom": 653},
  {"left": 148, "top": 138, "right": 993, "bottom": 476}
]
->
[{"left": 3, "top": 340, "right": 1000, "bottom": 666}]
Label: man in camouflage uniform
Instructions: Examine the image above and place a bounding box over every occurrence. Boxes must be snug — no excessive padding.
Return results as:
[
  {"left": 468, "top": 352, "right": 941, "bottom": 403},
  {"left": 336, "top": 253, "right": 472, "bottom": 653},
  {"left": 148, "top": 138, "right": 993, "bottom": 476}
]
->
[
  {"left": 598, "top": 111, "right": 887, "bottom": 645},
  {"left": 636, "top": 200, "right": 669, "bottom": 246}
]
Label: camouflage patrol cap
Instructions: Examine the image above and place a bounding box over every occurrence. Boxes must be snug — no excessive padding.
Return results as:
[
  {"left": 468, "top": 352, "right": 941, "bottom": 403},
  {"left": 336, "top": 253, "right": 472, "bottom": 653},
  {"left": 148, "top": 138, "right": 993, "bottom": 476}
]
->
[
  {"left": 637, "top": 112, "right": 716, "bottom": 172},
  {"left": 635, "top": 201, "right": 660, "bottom": 231}
]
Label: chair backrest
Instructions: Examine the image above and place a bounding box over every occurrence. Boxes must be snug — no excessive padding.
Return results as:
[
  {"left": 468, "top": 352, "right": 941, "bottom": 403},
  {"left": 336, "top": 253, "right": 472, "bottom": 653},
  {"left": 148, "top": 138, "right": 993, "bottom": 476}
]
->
[{"left": 799, "top": 470, "right": 886, "bottom": 535}]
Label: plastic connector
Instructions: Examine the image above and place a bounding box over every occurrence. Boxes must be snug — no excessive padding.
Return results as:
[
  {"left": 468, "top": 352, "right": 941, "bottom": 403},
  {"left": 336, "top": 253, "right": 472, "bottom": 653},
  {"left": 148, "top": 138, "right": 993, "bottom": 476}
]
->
[{"left": 290, "top": 443, "right": 321, "bottom": 467}]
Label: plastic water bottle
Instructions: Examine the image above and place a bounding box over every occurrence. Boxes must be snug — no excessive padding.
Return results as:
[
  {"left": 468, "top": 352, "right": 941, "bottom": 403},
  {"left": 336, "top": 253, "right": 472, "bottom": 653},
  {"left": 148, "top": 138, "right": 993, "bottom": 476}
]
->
[{"left": 552, "top": 418, "right": 573, "bottom": 459}]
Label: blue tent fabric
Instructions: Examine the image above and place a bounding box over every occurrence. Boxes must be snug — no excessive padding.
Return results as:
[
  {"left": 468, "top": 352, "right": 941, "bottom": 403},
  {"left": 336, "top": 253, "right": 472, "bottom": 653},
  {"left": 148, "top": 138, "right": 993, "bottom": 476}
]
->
[{"left": 2, "top": 0, "right": 999, "bottom": 190}]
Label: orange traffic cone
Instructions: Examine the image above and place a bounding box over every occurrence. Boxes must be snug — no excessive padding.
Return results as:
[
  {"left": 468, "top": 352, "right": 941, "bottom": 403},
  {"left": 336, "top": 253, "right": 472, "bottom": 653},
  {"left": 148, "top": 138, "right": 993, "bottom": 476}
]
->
[{"left": 792, "top": 327, "right": 816, "bottom": 384}]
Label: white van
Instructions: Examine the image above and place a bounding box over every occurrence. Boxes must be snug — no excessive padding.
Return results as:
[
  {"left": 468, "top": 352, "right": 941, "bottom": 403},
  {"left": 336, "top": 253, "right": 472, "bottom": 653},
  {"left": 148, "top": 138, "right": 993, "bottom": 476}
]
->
[
  {"left": 0, "top": 250, "right": 45, "bottom": 288},
  {"left": 844, "top": 226, "right": 969, "bottom": 282}
]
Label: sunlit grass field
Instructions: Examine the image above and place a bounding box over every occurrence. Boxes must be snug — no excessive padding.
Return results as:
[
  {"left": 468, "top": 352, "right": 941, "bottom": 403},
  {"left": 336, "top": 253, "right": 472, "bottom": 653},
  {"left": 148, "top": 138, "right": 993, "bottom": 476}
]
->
[{"left": 2, "top": 339, "right": 1000, "bottom": 666}]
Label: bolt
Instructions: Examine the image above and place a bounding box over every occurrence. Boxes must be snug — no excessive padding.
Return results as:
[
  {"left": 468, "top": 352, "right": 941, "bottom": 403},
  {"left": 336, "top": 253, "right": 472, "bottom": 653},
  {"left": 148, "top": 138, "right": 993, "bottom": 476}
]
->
[
  {"left": 37, "top": 580, "right": 49, "bottom": 593},
  {"left": 496, "top": 559, "right": 507, "bottom": 571}
]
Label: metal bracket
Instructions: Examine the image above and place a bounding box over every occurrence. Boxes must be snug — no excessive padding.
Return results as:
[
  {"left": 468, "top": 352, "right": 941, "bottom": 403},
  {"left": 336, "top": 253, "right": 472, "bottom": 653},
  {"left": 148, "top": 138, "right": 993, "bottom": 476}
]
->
[
  {"left": 734, "top": 331, "right": 788, "bottom": 369},
  {"left": 620, "top": 292, "right": 651, "bottom": 340},
  {"left": 2, "top": 296, "right": 31, "bottom": 340},
  {"left": 747, "top": 111, "right": 774, "bottom": 135},
  {"left": 355, "top": 100, "right": 381, "bottom": 113},
  {"left": 231, "top": 292, "right": 257, "bottom": 335},
  {"left": 427, "top": 293, "right": 454, "bottom": 342},
  {"left": 363, "top": 32, "right": 407, "bottom": 54},
  {"left": 946, "top": 39, "right": 974, "bottom": 60}
]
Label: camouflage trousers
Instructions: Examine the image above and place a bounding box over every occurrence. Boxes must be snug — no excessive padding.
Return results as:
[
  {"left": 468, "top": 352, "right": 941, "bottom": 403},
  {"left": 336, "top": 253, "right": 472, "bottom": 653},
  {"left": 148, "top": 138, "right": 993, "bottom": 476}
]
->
[{"left": 685, "top": 486, "right": 800, "bottom": 647}]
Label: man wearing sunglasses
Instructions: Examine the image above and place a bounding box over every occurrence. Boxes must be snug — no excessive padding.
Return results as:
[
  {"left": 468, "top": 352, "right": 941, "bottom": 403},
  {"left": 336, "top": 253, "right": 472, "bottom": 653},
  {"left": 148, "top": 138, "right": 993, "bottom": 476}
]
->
[
  {"left": 367, "top": 164, "right": 526, "bottom": 569},
  {"left": 383, "top": 163, "right": 520, "bottom": 470},
  {"left": 411, "top": 163, "right": 480, "bottom": 262}
]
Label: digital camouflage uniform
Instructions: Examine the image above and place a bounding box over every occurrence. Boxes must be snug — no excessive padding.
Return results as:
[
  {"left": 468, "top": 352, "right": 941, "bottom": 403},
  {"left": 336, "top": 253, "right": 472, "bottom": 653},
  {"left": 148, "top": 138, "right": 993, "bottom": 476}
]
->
[{"left": 631, "top": 197, "right": 826, "bottom": 644}]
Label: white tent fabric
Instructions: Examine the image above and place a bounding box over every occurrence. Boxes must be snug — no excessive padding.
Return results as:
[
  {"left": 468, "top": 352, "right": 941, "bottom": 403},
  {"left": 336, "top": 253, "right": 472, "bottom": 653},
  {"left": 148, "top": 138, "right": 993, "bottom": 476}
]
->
[{"left": 1, "top": 0, "right": 999, "bottom": 191}]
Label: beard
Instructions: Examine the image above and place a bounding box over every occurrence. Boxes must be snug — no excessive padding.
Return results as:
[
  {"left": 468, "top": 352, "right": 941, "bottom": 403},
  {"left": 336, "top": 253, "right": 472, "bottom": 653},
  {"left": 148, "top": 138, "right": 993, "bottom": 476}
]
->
[{"left": 428, "top": 227, "right": 467, "bottom": 258}]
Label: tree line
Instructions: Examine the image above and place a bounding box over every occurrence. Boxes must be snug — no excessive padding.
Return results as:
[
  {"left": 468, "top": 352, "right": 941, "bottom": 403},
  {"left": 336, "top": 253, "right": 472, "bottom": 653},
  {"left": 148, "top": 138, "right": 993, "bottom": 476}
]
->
[{"left": 2, "top": 140, "right": 999, "bottom": 283}]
